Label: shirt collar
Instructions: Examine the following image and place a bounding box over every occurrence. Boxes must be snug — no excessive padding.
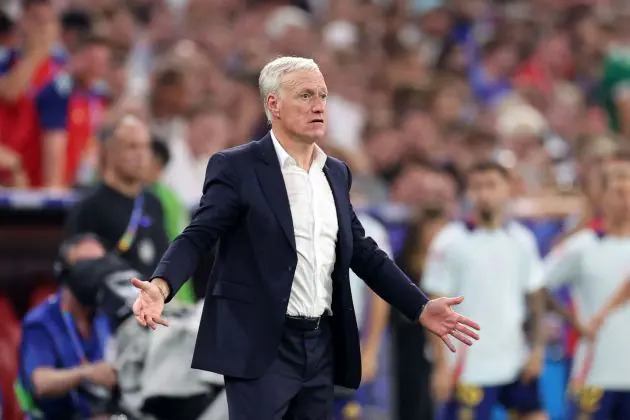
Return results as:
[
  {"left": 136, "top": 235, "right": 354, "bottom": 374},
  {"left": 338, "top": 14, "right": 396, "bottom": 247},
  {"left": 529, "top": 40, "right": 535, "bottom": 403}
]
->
[{"left": 270, "top": 129, "right": 327, "bottom": 171}]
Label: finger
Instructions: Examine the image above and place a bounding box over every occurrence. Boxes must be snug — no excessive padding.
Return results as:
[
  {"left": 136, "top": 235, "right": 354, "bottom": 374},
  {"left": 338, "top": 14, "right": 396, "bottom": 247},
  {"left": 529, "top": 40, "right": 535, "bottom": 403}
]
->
[
  {"left": 131, "top": 277, "right": 151, "bottom": 291},
  {"left": 456, "top": 323, "right": 480, "bottom": 341},
  {"left": 154, "top": 317, "right": 169, "bottom": 327},
  {"left": 450, "top": 329, "right": 473, "bottom": 346},
  {"left": 135, "top": 314, "right": 147, "bottom": 327},
  {"left": 457, "top": 315, "right": 481, "bottom": 331},
  {"left": 445, "top": 296, "right": 464, "bottom": 306},
  {"left": 441, "top": 335, "right": 456, "bottom": 353},
  {"left": 145, "top": 314, "right": 157, "bottom": 330}
]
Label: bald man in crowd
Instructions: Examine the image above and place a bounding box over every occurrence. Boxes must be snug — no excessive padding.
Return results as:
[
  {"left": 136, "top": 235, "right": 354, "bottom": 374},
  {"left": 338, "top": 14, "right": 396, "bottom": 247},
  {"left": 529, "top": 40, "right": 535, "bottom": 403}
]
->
[{"left": 65, "top": 115, "right": 169, "bottom": 279}]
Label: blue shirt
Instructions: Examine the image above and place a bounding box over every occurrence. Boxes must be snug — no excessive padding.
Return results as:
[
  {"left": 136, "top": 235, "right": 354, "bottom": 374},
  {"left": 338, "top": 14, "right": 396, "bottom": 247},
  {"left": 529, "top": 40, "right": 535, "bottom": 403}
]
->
[
  {"left": 468, "top": 64, "right": 513, "bottom": 107},
  {"left": 19, "top": 294, "right": 111, "bottom": 419}
]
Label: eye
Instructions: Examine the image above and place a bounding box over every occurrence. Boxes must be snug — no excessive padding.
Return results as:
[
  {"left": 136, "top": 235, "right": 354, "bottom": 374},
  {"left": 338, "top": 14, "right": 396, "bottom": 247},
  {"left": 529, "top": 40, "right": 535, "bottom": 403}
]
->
[
  {"left": 301, "top": 92, "right": 311, "bottom": 99},
  {"left": 320, "top": 93, "right": 328, "bottom": 100}
]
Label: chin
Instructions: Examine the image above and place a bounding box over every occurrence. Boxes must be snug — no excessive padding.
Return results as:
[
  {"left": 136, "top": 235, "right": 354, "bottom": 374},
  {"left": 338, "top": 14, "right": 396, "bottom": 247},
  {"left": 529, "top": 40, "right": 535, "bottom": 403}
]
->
[{"left": 297, "top": 131, "right": 325, "bottom": 143}]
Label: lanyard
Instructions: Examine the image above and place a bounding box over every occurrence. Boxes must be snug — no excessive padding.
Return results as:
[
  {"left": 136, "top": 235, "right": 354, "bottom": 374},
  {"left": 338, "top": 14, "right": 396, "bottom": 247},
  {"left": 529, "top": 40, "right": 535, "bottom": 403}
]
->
[
  {"left": 59, "top": 304, "right": 110, "bottom": 417},
  {"left": 59, "top": 306, "right": 109, "bottom": 363},
  {"left": 117, "top": 194, "right": 145, "bottom": 253}
]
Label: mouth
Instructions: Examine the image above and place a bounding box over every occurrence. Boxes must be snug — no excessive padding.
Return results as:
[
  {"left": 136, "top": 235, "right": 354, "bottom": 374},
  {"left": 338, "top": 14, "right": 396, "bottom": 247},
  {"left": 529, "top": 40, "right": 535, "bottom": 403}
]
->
[{"left": 310, "top": 118, "right": 324, "bottom": 124}]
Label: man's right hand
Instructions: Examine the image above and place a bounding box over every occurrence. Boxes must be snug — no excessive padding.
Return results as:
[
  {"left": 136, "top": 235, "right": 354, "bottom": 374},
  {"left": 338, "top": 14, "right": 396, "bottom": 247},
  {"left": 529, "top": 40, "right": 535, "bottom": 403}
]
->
[
  {"left": 131, "top": 277, "right": 169, "bottom": 330},
  {"left": 83, "top": 362, "right": 117, "bottom": 389}
]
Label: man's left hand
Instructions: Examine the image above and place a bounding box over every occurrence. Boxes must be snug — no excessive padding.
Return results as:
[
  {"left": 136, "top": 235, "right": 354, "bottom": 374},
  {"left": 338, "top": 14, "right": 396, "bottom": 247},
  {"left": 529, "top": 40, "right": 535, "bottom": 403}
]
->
[
  {"left": 419, "top": 296, "right": 480, "bottom": 352},
  {"left": 521, "top": 347, "right": 544, "bottom": 384}
]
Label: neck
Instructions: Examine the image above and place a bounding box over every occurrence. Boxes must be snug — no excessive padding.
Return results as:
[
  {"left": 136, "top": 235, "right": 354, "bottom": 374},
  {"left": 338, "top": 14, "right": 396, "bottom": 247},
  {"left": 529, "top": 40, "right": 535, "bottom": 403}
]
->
[
  {"left": 151, "top": 98, "right": 174, "bottom": 120},
  {"left": 604, "top": 218, "right": 630, "bottom": 236},
  {"left": 476, "top": 212, "right": 503, "bottom": 229},
  {"left": 74, "top": 74, "right": 92, "bottom": 90},
  {"left": 481, "top": 60, "right": 500, "bottom": 80},
  {"left": 61, "top": 290, "right": 92, "bottom": 337},
  {"left": 103, "top": 171, "right": 143, "bottom": 197},
  {"left": 272, "top": 128, "right": 317, "bottom": 170}
]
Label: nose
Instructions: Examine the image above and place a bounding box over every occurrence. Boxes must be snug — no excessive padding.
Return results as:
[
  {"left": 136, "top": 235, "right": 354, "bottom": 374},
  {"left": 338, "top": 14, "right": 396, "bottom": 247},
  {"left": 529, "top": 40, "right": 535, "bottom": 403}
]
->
[{"left": 312, "top": 97, "right": 325, "bottom": 113}]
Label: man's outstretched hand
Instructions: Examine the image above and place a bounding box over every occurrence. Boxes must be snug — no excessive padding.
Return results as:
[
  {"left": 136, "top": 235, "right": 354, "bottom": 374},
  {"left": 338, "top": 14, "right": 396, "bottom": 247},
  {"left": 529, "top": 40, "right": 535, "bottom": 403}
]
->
[
  {"left": 131, "top": 278, "right": 169, "bottom": 330},
  {"left": 420, "top": 296, "right": 480, "bottom": 352}
]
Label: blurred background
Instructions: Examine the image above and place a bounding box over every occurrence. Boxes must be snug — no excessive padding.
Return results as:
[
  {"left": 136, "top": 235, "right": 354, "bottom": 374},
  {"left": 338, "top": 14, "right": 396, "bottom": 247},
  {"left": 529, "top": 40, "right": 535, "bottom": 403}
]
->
[{"left": 0, "top": 0, "right": 629, "bottom": 419}]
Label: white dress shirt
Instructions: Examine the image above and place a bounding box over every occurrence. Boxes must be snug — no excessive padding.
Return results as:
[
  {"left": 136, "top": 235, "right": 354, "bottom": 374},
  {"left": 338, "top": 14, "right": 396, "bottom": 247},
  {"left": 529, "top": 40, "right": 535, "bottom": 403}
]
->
[{"left": 271, "top": 131, "right": 339, "bottom": 318}]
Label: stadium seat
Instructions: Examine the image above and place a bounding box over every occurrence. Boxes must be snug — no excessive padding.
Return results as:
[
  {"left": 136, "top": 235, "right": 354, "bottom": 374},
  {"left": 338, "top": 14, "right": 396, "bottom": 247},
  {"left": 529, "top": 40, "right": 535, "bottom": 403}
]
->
[
  {"left": 0, "top": 294, "right": 20, "bottom": 349},
  {"left": 29, "top": 284, "right": 57, "bottom": 309},
  {"left": 0, "top": 340, "right": 23, "bottom": 420}
]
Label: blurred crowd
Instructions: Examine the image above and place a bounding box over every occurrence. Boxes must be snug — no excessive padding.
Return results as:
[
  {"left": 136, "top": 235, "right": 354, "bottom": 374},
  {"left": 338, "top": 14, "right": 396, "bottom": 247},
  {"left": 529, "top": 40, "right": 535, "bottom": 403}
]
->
[
  {"left": 0, "top": 0, "right": 627, "bottom": 213},
  {"left": 3, "top": 0, "right": 630, "bottom": 419}
]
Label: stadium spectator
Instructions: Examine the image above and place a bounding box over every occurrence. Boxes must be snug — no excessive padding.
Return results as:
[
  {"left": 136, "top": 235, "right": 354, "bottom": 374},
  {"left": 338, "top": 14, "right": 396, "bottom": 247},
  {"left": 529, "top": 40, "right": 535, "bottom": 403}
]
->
[
  {"left": 65, "top": 115, "right": 168, "bottom": 279},
  {"left": 34, "top": 33, "right": 110, "bottom": 188},
  {"left": 17, "top": 234, "right": 115, "bottom": 419},
  {"left": 0, "top": 0, "right": 65, "bottom": 188},
  {"left": 162, "top": 102, "right": 230, "bottom": 209}
]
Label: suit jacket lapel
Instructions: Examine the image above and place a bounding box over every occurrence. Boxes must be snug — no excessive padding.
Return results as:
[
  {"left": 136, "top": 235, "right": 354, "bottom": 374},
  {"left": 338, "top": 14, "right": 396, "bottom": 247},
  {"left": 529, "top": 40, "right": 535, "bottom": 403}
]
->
[{"left": 254, "top": 134, "right": 296, "bottom": 250}]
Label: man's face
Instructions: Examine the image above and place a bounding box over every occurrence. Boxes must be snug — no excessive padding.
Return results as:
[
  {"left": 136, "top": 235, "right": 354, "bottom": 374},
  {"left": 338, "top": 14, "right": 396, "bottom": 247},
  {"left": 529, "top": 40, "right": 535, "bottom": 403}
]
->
[
  {"left": 111, "top": 123, "right": 151, "bottom": 182},
  {"left": 188, "top": 112, "right": 230, "bottom": 157},
  {"left": 23, "top": 1, "right": 54, "bottom": 26},
  {"left": 494, "top": 46, "right": 518, "bottom": 75},
  {"left": 268, "top": 70, "right": 327, "bottom": 143},
  {"left": 80, "top": 45, "right": 111, "bottom": 83},
  {"left": 467, "top": 170, "right": 510, "bottom": 219}
]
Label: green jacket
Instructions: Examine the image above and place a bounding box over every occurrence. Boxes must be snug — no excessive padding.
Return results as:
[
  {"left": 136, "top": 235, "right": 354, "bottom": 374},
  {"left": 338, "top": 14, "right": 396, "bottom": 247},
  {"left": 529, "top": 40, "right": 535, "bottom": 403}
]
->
[
  {"left": 151, "top": 181, "right": 195, "bottom": 303},
  {"left": 600, "top": 46, "right": 630, "bottom": 132}
]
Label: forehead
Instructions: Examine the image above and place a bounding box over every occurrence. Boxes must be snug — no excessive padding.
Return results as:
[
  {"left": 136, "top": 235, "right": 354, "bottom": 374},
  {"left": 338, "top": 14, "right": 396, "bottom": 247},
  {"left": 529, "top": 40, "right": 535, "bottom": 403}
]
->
[
  {"left": 280, "top": 70, "right": 327, "bottom": 92},
  {"left": 69, "top": 239, "right": 105, "bottom": 262},
  {"left": 115, "top": 122, "right": 149, "bottom": 143}
]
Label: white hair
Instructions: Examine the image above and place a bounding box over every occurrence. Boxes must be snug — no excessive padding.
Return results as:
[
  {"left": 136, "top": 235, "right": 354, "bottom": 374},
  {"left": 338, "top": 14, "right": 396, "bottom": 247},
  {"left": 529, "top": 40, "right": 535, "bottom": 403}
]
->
[{"left": 258, "top": 56, "right": 321, "bottom": 122}]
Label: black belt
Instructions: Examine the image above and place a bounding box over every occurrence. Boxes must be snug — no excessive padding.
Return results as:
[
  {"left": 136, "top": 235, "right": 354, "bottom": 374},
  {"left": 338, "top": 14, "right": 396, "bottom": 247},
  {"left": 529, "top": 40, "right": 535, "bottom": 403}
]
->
[{"left": 285, "top": 313, "right": 328, "bottom": 331}]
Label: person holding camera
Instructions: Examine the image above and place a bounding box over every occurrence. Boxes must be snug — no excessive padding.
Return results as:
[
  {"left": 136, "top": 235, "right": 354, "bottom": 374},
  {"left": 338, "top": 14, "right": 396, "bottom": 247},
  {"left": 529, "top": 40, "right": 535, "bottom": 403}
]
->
[{"left": 17, "top": 234, "right": 117, "bottom": 420}]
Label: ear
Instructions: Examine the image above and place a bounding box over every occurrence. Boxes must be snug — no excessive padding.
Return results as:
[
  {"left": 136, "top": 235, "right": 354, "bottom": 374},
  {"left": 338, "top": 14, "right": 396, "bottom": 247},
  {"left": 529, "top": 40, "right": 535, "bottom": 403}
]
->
[{"left": 267, "top": 94, "right": 280, "bottom": 119}]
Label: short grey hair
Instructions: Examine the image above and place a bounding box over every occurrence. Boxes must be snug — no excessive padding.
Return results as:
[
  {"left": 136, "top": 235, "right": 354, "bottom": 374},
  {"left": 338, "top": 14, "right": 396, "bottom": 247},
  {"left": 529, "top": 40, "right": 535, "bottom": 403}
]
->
[{"left": 258, "top": 56, "right": 321, "bottom": 122}]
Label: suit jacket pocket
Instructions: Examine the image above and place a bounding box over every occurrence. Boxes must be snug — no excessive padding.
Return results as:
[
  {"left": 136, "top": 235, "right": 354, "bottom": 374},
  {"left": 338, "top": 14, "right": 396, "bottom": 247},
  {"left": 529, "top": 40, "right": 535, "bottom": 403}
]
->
[{"left": 211, "top": 281, "right": 255, "bottom": 303}]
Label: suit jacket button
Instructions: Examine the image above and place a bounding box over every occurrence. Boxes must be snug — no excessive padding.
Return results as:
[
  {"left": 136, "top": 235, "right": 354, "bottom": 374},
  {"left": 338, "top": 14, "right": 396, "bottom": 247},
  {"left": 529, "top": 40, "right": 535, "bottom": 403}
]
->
[
  {"left": 288, "top": 266, "right": 293, "bottom": 272},
  {"left": 282, "top": 298, "right": 288, "bottom": 304}
]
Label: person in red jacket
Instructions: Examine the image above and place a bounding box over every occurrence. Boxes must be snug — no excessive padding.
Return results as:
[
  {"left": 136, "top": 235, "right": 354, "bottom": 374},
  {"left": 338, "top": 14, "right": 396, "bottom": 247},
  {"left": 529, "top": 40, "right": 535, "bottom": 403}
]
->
[
  {"left": 0, "top": 0, "right": 67, "bottom": 187},
  {"left": 34, "top": 34, "right": 110, "bottom": 188}
]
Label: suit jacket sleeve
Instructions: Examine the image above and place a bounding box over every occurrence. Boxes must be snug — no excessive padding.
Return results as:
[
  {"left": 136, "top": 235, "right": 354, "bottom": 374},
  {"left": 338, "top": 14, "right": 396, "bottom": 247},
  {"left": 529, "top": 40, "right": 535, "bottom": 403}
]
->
[
  {"left": 345, "top": 165, "right": 429, "bottom": 321},
  {"left": 151, "top": 152, "right": 242, "bottom": 302}
]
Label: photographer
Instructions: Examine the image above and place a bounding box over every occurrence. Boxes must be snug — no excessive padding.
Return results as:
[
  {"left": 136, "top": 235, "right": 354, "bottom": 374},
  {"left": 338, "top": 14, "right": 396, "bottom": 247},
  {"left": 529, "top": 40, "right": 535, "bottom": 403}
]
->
[{"left": 17, "top": 234, "right": 117, "bottom": 420}]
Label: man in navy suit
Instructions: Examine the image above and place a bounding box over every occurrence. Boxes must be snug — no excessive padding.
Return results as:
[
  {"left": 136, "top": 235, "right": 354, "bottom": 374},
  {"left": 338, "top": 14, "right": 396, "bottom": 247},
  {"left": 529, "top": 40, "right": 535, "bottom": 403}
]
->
[{"left": 130, "top": 56, "right": 480, "bottom": 420}]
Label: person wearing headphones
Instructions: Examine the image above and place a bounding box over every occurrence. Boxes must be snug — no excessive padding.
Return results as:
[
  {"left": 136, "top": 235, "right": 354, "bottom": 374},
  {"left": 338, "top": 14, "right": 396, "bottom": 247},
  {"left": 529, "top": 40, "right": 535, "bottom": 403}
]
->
[{"left": 16, "top": 234, "right": 116, "bottom": 420}]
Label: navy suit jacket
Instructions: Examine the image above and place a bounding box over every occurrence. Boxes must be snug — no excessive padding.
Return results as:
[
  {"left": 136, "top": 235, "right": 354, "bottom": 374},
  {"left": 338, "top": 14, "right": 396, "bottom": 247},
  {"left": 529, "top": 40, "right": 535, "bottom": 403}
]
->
[{"left": 152, "top": 133, "right": 429, "bottom": 389}]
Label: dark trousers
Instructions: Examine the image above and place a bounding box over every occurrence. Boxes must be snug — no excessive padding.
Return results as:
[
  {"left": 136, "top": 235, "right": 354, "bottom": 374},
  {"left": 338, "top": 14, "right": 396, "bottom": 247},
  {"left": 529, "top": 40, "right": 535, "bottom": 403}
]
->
[{"left": 225, "top": 318, "right": 334, "bottom": 420}]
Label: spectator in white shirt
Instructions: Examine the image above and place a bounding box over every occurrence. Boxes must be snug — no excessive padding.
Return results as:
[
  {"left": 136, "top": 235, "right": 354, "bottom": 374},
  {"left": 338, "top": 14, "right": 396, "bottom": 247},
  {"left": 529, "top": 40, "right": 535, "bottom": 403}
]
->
[{"left": 423, "top": 161, "right": 547, "bottom": 420}]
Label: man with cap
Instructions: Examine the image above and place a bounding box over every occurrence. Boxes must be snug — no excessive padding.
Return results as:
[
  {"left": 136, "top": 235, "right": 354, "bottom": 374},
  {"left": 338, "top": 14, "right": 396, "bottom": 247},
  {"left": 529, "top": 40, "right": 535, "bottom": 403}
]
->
[{"left": 17, "top": 234, "right": 116, "bottom": 420}]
